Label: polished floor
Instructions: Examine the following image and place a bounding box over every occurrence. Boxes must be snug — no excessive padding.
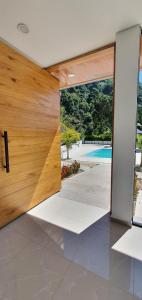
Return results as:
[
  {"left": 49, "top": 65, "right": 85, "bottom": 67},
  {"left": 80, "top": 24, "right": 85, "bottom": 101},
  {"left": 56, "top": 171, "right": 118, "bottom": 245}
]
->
[
  {"left": 27, "top": 164, "right": 110, "bottom": 234},
  {"left": 0, "top": 212, "right": 142, "bottom": 300},
  {"left": 112, "top": 226, "right": 142, "bottom": 261},
  {"left": 28, "top": 196, "right": 109, "bottom": 234}
]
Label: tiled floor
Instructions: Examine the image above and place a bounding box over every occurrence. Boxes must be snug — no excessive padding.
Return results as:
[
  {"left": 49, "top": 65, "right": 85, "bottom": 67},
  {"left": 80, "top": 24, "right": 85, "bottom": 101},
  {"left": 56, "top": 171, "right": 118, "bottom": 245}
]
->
[
  {"left": 0, "top": 213, "right": 142, "bottom": 300},
  {"left": 28, "top": 196, "right": 109, "bottom": 234},
  {"left": 28, "top": 164, "right": 111, "bottom": 234},
  {"left": 1, "top": 164, "right": 142, "bottom": 299},
  {"left": 112, "top": 226, "right": 142, "bottom": 261}
]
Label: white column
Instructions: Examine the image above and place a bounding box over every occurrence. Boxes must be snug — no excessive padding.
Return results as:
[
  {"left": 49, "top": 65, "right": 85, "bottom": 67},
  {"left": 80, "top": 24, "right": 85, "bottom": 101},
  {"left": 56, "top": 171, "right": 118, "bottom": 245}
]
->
[{"left": 111, "top": 25, "right": 141, "bottom": 225}]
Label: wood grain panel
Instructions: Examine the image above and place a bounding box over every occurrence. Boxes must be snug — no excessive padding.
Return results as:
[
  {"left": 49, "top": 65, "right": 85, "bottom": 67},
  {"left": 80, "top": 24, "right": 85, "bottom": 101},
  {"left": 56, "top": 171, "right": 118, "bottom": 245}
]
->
[
  {"left": 46, "top": 44, "right": 115, "bottom": 88},
  {"left": 0, "top": 42, "right": 61, "bottom": 228},
  {"left": 46, "top": 36, "right": 142, "bottom": 89}
]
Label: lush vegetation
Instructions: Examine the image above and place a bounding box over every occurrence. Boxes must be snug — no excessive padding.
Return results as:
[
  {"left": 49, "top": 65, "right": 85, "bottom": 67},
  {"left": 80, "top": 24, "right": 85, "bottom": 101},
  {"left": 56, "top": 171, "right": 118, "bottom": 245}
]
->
[
  {"left": 136, "top": 82, "right": 142, "bottom": 161},
  {"left": 137, "top": 82, "right": 142, "bottom": 126},
  {"left": 61, "top": 161, "right": 80, "bottom": 179},
  {"left": 61, "top": 79, "right": 142, "bottom": 142},
  {"left": 61, "top": 79, "right": 113, "bottom": 141}
]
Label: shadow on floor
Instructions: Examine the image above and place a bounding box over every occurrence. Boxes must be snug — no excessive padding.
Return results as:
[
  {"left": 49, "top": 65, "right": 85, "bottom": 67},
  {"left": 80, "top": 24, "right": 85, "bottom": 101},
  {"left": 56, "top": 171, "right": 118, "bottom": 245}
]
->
[{"left": 1, "top": 210, "right": 141, "bottom": 300}]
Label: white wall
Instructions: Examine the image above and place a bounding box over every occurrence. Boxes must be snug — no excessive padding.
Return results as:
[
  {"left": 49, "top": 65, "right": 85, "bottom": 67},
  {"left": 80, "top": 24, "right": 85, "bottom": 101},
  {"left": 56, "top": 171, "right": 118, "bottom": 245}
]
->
[{"left": 111, "top": 25, "right": 141, "bottom": 225}]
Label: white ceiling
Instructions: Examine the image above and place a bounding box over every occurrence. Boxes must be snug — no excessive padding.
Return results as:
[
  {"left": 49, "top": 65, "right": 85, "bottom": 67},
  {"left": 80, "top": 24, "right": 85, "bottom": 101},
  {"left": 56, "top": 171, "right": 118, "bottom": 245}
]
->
[{"left": 0, "top": 0, "right": 142, "bottom": 67}]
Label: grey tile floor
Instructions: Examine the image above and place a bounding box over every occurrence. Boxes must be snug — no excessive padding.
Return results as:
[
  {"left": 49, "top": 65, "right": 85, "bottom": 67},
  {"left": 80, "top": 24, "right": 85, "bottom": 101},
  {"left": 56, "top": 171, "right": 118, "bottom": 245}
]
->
[
  {"left": 0, "top": 164, "right": 142, "bottom": 299},
  {"left": 0, "top": 213, "right": 142, "bottom": 300}
]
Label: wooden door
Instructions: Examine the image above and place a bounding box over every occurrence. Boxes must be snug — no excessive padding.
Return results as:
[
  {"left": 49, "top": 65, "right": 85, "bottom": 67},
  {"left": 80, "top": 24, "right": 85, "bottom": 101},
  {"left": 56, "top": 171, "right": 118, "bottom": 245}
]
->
[{"left": 0, "top": 42, "right": 61, "bottom": 228}]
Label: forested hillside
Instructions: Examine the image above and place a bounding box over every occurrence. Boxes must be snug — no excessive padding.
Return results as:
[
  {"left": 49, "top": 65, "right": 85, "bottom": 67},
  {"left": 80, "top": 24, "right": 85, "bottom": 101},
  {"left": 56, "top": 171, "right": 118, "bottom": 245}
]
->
[{"left": 61, "top": 79, "right": 142, "bottom": 141}]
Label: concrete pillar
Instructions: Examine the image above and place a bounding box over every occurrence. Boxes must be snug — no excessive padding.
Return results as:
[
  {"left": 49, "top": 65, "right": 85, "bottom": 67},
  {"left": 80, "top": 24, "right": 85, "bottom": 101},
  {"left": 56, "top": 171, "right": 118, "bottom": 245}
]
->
[{"left": 111, "top": 25, "right": 141, "bottom": 225}]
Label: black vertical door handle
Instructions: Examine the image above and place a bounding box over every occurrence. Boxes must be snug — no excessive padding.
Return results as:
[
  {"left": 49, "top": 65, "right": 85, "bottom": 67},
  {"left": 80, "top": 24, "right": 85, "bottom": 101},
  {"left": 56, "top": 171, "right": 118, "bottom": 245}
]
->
[{"left": 2, "top": 131, "right": 10, "bottom": 173}]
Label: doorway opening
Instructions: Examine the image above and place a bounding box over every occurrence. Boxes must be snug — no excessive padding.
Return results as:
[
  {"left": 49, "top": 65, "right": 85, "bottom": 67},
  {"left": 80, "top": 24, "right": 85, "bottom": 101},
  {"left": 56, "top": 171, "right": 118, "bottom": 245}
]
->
[
  {"left": 60, "top": 78, "right": 113, "bottom": 223},
  {"left": 29, "top": 44, "right": 115, "bottom": 234}
]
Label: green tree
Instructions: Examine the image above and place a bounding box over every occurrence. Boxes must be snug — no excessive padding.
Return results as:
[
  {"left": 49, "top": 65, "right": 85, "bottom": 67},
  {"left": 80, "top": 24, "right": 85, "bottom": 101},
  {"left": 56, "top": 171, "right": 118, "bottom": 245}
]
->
[
  {"left": 61, "top": 125, "right": 80, "bottom": 159},
  {"left": 103, "top": 128, "right": 112, "bottom": 141},
  {"left": 61, "top": 79, "right": 113, "bottom": 141}
]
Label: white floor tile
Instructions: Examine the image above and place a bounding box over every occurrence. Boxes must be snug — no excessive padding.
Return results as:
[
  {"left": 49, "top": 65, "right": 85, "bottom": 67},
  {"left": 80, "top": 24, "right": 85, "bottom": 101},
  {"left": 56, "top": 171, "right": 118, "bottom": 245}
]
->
[
  {"left": 112, "top": 226, "right": 142, "bottom": 261},
  {"left": 28, "top": 196, "right": 109, "bottom": 234}
]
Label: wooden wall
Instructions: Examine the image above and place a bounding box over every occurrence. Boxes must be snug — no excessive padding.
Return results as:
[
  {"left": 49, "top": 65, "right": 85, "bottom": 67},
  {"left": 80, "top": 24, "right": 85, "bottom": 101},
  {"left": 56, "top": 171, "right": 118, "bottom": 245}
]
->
[{"left": 0, "top": 42, "right": 61, "bottom": 228}]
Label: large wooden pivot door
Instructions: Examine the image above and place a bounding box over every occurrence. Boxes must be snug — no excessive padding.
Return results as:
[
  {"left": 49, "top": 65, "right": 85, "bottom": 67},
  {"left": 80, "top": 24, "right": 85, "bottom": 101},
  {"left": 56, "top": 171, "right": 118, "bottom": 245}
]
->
[{"left": 0, "top": 42, "right": 61, "bottom": 228}]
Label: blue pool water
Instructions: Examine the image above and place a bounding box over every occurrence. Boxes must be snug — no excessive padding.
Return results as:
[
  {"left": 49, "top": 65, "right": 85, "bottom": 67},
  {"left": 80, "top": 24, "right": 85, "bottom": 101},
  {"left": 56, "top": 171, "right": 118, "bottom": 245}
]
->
[{"left": 85, "top": 148, "right": 112, "bottom": 158}]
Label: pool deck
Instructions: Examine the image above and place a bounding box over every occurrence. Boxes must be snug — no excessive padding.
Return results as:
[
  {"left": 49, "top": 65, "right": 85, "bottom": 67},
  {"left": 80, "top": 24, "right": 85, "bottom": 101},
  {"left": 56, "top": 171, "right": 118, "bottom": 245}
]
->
[
  {"left": 61, "top": 144, "right": 112, "bottom": 164},
  {"left": 59, "top": 163, "right": 111, "bottom": 210},
  {"left": 61, "top": 143, "right": 141, "bottom": 165}
]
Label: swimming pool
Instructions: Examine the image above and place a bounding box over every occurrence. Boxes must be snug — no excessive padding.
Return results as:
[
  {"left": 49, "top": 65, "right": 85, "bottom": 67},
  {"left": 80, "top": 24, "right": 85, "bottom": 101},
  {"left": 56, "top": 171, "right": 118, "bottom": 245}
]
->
[{"left": 85, "top": 148, "right": 112, "bottom": 158}]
